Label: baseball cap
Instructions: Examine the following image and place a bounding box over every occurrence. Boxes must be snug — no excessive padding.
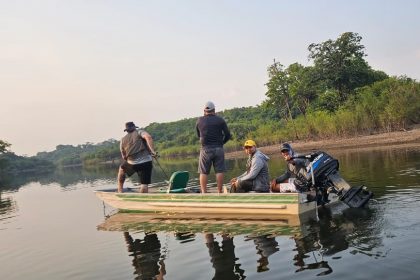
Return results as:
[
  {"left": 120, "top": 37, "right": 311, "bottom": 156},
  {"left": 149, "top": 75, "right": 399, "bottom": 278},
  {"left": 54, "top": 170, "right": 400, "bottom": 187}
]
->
[
  {"left": 243, "top": 139, "right": 257, "bottom": 147},
  {"left": 204, "top": 101, "right": 215, "bottom": 112},
  {"left": 280, "top": 143, "right": 292, "bottom": 152}
]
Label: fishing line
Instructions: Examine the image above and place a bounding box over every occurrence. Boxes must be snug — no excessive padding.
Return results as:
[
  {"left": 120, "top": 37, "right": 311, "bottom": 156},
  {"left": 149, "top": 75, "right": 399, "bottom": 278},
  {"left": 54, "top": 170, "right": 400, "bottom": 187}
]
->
[{"left": 153, "top": 156, "right": 170, "bottom": 182}]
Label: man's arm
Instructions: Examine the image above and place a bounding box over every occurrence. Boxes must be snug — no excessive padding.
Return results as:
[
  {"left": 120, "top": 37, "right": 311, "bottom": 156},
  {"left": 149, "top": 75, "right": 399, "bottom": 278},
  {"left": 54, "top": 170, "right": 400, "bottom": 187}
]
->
[
  {"left": 237, "top": 157, "right": 263, "bottom": 182},
  {"left": 275, "top": 158, "right": 306, "bottom": 183},
  {"left": 196, "top": 125, "right": 201, "bottom": 138},
  {"left": 196, "top": 118, "right": 201, "bottom": 138},
  {"left": 140, "top": 131, "right": 157, "bottom": 156},
  {"left": 120, "top": 141, "right": 127, "bottom": 160},
  {"left": 275, "top": 170, "right": 291, "bottom": 184},
  {"left": 222, "top": 121, "right": 231, "bottom": 144}
]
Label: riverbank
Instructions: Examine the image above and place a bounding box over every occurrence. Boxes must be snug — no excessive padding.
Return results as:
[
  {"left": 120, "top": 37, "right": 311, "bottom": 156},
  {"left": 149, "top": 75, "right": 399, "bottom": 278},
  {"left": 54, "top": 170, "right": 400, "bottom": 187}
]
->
[{"left": 226, "top": 127, "right": 420, "bottom": 159}]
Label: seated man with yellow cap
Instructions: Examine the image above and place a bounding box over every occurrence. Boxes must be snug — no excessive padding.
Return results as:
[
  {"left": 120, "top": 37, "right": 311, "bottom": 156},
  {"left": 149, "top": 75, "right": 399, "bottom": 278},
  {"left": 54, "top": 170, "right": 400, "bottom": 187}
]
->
[{"left": 229, "top": 140, "right": 270, "bottom": 193}]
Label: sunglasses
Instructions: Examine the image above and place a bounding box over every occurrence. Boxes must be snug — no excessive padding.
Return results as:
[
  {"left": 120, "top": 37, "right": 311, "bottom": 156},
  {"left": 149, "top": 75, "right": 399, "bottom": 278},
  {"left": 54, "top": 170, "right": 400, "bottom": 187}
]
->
[{"left": 243, "top": 146, "right": 253, "bottom": 149}]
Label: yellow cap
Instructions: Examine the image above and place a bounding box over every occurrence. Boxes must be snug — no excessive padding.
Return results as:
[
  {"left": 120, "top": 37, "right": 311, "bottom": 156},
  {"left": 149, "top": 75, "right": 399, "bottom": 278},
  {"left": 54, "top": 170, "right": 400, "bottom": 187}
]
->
[{"left": 243, "top": 139, "right": 256, "bottom": 147}]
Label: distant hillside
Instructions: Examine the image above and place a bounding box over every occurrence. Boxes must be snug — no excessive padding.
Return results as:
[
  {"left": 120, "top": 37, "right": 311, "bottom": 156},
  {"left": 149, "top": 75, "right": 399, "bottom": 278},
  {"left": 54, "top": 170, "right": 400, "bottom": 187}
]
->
[
  {"left": 0, "top": 152, "right": 55, "bottom": 176},
  {"left": 28, "top": 105, "right": 280, "bottom": 166}
]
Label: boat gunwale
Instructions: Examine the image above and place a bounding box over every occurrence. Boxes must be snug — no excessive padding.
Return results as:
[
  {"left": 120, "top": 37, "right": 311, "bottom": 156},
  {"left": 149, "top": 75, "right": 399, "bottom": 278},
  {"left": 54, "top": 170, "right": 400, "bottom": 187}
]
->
[
  {"left": 95, "top": 190, "right": 301, "bottom": 203},
  {"left": 121, "top": 197, "right": 299, "bottom": 204},
  {"left": 95, "top": 189, "right": 300, "bottom": 197}
]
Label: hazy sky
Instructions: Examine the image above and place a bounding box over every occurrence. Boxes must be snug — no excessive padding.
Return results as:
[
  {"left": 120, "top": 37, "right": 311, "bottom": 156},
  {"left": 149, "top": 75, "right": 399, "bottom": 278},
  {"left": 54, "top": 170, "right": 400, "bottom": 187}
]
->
[{"left": 1, "top": 0, "right": 419, "bottom": 156}]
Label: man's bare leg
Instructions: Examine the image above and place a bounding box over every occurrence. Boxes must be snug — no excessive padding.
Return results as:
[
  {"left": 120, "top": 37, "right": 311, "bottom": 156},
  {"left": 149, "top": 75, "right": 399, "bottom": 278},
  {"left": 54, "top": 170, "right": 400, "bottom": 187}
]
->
[
  {"left": 117, "top": 167, "right": 126, "bottom": 193},
  {"left": 139, "top": 184, "right": 148, "bottom": 193},
  {"left": 215, "top": 172, "right": 224, "bottom": 193},
  {"left": 200, "top": 174, "right": 208, "bottom": 193}
]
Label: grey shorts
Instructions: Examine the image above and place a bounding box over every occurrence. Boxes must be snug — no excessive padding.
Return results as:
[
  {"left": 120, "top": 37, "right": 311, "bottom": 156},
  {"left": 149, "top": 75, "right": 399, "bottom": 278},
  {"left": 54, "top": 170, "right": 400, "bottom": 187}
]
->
[{"left": 198, "top": 146, "right": 226, "bottom": 174}]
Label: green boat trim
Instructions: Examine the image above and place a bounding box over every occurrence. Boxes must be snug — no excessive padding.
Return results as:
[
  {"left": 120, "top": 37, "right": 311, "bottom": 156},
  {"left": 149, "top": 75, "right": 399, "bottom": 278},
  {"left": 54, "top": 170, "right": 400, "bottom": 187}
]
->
[
  {"left": 117, "top": 193, "right": 298, "bottom": 201},
  {"left": 119, "top": 197, "right": 298, "bottom": 204}
]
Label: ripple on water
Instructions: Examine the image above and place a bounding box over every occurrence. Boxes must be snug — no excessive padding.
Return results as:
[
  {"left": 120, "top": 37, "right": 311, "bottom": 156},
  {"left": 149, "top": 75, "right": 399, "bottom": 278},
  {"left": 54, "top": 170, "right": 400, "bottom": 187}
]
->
[
  {"left": 0, "top": 194, "right": 18, "bottom": 231},
  {"left": 397, "top": 167, "right": 420, "bottom": 176}
]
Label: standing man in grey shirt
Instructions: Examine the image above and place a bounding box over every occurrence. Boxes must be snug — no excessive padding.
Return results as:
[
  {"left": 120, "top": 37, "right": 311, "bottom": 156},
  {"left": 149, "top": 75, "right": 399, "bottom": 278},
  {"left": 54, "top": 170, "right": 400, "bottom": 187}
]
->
[
  {"left": 196, "top": 101, "right": 232, "bottom": 193},
  {"left": 118, "top": 121, "right": 157, "bottom": 193}
]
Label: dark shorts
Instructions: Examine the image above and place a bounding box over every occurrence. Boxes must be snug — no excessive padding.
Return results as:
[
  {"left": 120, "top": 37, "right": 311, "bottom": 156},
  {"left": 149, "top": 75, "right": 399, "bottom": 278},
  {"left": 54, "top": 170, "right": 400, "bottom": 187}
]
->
[
  {"left": 234, "top": 180, "right": 253, "bottom": 193},
  {"left": 198, "top": 146, "right": 226, "bottom": 174},
  {"left": 120, "top": 160, "right": 153, "bottom": 184}
]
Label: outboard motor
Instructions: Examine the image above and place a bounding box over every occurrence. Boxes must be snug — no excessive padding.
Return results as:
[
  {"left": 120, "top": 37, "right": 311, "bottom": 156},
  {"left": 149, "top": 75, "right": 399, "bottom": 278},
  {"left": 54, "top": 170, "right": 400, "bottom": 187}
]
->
[{"left": 301, "top": 151, "right": 373, "bottom": 208}]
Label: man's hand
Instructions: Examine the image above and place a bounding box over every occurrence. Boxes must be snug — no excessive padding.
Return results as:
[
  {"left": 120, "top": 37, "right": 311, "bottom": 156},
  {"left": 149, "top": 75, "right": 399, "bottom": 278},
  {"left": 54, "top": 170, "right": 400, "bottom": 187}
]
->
[
  {"left": 151, "top": 151, "right": 159, "bottom": 158},
  {"left": 270, "top": 179, "right": 277, "bottom": 189},
  {"left": 229, "top": 178, "right": 237, "bottom": 193}
]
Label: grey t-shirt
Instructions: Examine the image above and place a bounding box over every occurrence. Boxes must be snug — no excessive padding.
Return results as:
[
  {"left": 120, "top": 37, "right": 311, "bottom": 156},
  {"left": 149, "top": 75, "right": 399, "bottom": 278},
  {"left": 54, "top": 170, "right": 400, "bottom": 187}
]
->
[{"left": 120, "top": 129, "right": 152, "bottom": 164}]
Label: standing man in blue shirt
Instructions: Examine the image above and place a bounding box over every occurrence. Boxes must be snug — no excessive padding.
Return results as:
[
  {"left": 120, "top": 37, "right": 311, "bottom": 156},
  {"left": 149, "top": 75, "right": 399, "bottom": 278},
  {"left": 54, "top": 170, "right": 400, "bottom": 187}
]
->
[{"left": 196, "top": 101, "right": 232, "bottom": 193}]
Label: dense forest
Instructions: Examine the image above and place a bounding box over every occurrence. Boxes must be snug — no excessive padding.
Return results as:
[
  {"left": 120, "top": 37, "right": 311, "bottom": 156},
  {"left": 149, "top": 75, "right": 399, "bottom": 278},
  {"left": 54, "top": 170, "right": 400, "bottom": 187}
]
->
[{"left": 1, "top": 32, "right": 419, "bottom": 172}]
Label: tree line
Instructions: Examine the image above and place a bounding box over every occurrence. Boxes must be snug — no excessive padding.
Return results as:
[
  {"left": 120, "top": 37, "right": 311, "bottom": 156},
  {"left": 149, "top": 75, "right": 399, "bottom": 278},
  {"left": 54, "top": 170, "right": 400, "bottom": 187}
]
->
[
  {"left": 0, "top": 140, "right": 55, "bottom": 177},
  {"left": 263, "top": 32, "right": 419, "bottom": 140},
  {"left": 1, "top": 32, "right": 419, "bottom": 171}
]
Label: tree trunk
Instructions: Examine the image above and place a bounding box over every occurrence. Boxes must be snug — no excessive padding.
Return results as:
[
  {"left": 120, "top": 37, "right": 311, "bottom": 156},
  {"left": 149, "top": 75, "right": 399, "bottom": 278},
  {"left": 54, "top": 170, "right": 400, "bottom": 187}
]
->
[{"left": 285, "top": 96, "right": 299, "bottom": 140}]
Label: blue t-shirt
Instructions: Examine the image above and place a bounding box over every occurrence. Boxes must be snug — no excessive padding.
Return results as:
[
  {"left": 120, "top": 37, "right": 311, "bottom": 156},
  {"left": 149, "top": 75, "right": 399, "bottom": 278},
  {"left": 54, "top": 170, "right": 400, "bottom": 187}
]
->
[{"left": 196, "top": 114, "right": 231, "bottom": 147}]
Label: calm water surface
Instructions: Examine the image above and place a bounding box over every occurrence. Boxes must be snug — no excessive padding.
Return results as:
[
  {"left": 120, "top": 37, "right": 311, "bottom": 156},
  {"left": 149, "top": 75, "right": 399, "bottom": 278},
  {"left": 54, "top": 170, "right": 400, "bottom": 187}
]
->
[{"left": 1, "top": 147, "right": 420, "bottom": 279}]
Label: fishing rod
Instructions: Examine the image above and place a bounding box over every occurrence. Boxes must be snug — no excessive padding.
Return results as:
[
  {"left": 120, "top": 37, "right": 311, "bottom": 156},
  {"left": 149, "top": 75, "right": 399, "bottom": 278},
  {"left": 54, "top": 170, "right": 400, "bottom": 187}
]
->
[
  {"left": 152, "top": 153, "right": 170, "bottom": 182},
  {"left": 142, "top": 139, "right": 171, "bottom": 183}
]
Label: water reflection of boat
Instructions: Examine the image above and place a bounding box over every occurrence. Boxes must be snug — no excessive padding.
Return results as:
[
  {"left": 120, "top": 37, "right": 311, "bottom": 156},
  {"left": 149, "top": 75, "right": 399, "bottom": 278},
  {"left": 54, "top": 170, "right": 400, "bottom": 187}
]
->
[
  {"left": 292, "top": 207, "right": 382, "bottom": 276},
  {"left": 98, "top": 210, "right": 307, "bottom": 278},
  {"left": 99, "top": 214, "right": 284, "bottom": 280},
  {"left": 98, "top": 205, "right": 381, "bottom": 278},
  {"left": 124, "top": 231, "right": 165, "bottom": 280},
  {"left": 205, "top": 233, "right": 245, "bottom": 279},
  {"left": 245, "top": 234, "right": 279, "bottom": 272},
  {"left": 97, "top": 212, "right": 305, "bottom": 236}
]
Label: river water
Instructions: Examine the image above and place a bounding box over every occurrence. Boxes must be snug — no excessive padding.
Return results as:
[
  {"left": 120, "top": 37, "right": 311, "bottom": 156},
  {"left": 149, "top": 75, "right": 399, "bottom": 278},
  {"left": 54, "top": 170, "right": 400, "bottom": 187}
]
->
[{"left": 1, "top": 147, "right": 419, "bottom": 279}]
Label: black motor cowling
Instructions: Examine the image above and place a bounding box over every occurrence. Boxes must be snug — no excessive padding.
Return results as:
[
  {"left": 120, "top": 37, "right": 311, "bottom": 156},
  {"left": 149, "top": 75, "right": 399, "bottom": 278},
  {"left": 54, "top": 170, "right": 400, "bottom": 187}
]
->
[
  {"left": 309, "top": 152, "right": 339, "bottom": 181},
  {"left": 301, "top": 151, "right": 373, "bottom": 208}
]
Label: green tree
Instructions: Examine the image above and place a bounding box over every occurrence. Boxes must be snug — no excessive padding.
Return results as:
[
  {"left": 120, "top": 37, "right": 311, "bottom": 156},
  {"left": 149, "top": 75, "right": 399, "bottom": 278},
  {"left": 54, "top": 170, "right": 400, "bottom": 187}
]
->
[
  {"left": 308, "top": 32, "right": 372, "bottom": 102},
  {"left": 264, "top": 60, "right": 299, "bottom": 139},
  {"left": 315, "top": 89, "right": 342, "bottom": 112},
  {"left": 0, "top": 140, "right": 11, "bottom": 154},
  {"left": 286, "top": 63, "right": 318, "bottom": 117}
]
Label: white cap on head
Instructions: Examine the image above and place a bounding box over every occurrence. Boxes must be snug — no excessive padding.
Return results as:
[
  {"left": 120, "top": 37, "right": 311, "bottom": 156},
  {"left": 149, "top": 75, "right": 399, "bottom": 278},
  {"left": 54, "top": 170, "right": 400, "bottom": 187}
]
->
[{"left": 204, "top": 101, "right": 215, "bottom": 112}]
